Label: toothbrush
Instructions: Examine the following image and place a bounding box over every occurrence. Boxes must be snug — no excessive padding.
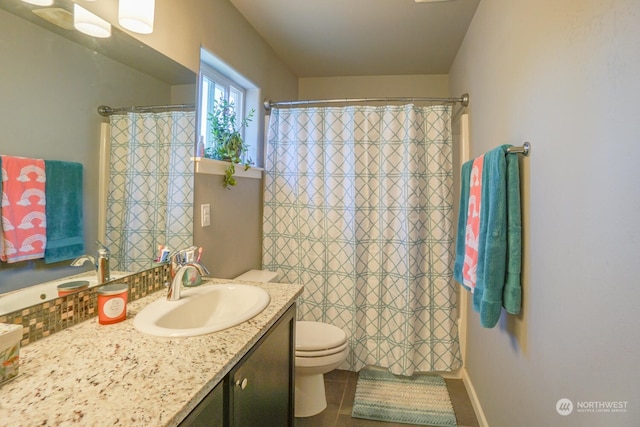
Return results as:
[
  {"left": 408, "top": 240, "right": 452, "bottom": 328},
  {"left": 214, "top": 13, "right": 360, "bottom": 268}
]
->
[
  {"left": 196, "top": 247, "right": 202, "bottom": 262},
  {"left": 160, "top": 247, "right": 171, "bottom": 263}
]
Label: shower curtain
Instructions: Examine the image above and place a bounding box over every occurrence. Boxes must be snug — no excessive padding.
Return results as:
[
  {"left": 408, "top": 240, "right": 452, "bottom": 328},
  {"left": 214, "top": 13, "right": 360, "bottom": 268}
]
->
[
  {"left": 263, "top": 104, "right": 462, "bottom": 375},
  {"left": 105, "top": 111, "right": 195, "bottom": 272}
]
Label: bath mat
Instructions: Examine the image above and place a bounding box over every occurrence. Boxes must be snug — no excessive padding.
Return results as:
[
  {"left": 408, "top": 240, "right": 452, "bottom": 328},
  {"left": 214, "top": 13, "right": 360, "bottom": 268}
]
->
[{"left": 352, "top": 369, "right": 457, "bottom": 426}]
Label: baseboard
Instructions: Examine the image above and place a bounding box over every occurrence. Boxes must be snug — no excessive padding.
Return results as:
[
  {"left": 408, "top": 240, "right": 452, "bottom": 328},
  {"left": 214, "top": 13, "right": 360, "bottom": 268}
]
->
[{"left": 461, "top": 367, "right": 489, "bottom": 427}]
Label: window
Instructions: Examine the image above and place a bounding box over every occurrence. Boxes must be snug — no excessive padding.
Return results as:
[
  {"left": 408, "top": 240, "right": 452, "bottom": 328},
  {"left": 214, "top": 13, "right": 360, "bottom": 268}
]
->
[{"left": 198, "top": 63, "right": 248, "bottom": 157}]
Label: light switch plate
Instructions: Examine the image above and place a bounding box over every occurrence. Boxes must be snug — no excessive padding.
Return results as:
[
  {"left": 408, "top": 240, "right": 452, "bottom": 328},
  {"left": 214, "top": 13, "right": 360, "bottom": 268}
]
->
[{"left": 201, "top": 203, "right": 211, "bottom": 227}]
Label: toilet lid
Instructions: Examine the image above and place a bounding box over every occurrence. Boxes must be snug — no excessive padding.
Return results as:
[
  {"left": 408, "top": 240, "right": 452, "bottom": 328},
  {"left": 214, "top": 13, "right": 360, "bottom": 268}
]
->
[{"left": 296, "top": 321, "right": 347, "bottom": 351}]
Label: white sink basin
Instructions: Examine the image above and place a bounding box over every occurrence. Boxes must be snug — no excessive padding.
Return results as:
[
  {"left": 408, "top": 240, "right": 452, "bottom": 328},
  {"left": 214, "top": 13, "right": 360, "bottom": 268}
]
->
[{"left": 133, "top": 284, "right": 270, "bottom": 337}]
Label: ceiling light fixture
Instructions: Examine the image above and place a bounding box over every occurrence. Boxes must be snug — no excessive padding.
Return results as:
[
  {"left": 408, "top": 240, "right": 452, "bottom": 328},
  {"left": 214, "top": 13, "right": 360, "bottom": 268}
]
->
[
  {"left": 74, "top": 4, "right": 111, "bottom": 38},
  {"left": 118, "top": 0, "right": 155, "bottom": 34},
  {"left": 21, "top": 0, "right": 54, "bottom": 6}
]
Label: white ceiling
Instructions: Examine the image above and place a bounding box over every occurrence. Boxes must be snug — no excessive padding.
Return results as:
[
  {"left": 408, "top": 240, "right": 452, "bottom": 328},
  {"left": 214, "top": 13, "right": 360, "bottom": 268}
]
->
[{"left": 230, "top": 0, "right": 480, "bottom": 77}]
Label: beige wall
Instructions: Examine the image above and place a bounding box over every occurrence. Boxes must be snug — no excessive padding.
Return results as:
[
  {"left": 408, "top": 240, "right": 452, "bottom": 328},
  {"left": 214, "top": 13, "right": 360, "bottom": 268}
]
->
[
  {"left": 449, "top": 0, "right": 640, "bottom": 426},
  {"left": 299, "top": 74, "right": 449, "bottom": 100},
  {"left": 193, "top": 174, "right": 262, "bottom": 280}
]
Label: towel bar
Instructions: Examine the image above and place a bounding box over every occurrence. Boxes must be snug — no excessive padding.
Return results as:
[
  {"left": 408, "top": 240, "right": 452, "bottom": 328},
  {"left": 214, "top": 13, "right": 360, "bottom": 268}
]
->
[{"left": 507, "top": 142, "right": 531, "bottom": 157}]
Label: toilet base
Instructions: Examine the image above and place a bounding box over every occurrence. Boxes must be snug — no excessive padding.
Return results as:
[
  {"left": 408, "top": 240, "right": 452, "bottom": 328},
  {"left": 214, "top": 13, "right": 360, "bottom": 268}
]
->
[{"left": 294, "top": 373, "right": 327, "bottom": 417}]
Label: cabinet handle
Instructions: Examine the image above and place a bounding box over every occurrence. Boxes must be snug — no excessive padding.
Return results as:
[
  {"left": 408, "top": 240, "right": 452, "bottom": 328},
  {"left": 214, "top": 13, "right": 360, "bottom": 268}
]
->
[{"left": 235, "top": 377, "right": 248, "bottom": 390}]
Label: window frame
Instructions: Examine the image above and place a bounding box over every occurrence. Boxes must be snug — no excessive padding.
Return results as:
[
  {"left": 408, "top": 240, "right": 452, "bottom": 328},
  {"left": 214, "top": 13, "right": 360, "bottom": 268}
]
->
[{"left": 198, "top": 63, "right": 248, "bottom": 157}]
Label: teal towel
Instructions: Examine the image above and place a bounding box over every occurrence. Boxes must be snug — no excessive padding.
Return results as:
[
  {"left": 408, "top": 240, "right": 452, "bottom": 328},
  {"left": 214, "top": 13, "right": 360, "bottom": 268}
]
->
[
  {"left": 44, "top": 160, "right": 85, "bottom": 263},
  {"left": 503, "top": 150, "right": 522, "bottom": 314},
  {"left": 453, "top": 160, "right": 472, "bottom": 290},
  {"left": 474, "top": 146, "right": 508, "bottom": 327},
  {"left": 454, "top": 145, "right": 522, "bottom": 328}
]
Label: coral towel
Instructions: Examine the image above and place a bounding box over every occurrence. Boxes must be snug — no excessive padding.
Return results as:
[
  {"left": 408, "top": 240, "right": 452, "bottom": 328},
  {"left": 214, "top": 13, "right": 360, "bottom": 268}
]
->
[
  {"left": 462, "top": 155, "right": 485, "bottom": 292},
  {"left": 0, "top": 155, "right": 47, "bottom": 262}
]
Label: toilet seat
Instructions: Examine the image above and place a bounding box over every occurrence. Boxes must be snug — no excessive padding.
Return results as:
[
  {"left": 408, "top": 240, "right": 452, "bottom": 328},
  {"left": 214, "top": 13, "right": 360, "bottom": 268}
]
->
[
  {"left": 296, "top": 321, "right": 347, "bottom": 351},
  {"left": 294, "top": 346, "right": 349, "bottom": 368},
  {"left": 295, "top": 340, "right": 349, "bottom": 357}
]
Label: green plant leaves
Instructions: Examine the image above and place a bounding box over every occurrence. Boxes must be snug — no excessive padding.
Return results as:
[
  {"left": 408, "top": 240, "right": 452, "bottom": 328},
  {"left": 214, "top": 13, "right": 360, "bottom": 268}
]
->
[{"left": 206, "top": 98, "right": 255, "bottom": 188}]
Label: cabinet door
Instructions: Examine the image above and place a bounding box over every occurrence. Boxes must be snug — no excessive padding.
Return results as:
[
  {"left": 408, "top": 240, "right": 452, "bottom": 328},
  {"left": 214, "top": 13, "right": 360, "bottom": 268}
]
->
[
  {"left": 229, "top": 304, "right": 295, "bottom": 427},
  {"left": 179, "top": 379, "right": 224, "bottom": 427}
]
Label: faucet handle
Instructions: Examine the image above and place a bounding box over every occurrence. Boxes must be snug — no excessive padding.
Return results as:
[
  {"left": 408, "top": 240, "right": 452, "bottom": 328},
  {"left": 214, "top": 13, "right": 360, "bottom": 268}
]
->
[
  {"left": 190, "top": 261, "right": 210, "bottom": 277},
  {"left": 170, "top": 248, "right": 207, "bottom": 280}
]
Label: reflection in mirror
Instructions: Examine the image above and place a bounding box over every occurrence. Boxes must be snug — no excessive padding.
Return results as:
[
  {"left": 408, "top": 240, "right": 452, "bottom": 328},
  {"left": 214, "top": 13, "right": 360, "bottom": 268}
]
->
[
  {"left": 0, "top": 270, "right": 131, "bottom": 316},
  {"left": 0, "top": 0, "right": 197, "bottom": 313},
  {"left": 100, "top": 105, "right": 196, "bottom": 274}
]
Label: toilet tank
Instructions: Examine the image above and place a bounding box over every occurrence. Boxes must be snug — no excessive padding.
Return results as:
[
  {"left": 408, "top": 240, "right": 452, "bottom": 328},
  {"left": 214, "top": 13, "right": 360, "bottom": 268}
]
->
[{"left": 234, "top": 269, "right": 280, "bottom": 283}]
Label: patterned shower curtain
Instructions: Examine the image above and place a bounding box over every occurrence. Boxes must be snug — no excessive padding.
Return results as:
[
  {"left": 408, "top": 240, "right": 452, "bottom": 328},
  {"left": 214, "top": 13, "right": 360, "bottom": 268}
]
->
[
  {"left": 263, "top": 104, "right": 462, "bottom": 375},
  {"left": 105, "top": 111, "right": 195, "bottom": 272}
]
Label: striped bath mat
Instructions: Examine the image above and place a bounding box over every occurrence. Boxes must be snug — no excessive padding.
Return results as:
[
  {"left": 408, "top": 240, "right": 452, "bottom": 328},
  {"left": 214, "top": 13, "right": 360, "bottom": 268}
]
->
[{"left": 352, "top": 369, "right": 457, "bottom": 426}]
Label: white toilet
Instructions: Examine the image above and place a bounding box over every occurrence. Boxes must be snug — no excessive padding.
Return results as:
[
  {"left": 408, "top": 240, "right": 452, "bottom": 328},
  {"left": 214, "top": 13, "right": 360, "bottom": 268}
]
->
[{"left": 234, "top": 269, "right": 349, "bottom": 418}]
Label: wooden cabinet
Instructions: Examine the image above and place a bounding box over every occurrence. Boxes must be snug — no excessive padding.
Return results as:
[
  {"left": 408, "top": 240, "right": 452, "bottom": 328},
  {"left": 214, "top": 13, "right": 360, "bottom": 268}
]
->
[
  {"left": 180, "top": 303, "right": 295, "bottom": 427},
  {"left": 179, "top": 380, "right": 224, "bottom": 427},
  {"left": 229, "top": 303, "right": 295, "bottom": 426}
]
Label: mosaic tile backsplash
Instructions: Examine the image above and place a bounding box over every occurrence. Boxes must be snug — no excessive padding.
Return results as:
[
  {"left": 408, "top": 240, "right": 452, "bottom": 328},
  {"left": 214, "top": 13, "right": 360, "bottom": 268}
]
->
[{"left": 0, "top": 264, "right": 171, "bottom": 346}]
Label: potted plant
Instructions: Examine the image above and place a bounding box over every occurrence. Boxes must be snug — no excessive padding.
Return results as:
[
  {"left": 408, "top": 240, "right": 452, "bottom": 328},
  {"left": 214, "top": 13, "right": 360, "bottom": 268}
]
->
[{"left": 205, "top": 98, "right": 255, "bottom": 188}]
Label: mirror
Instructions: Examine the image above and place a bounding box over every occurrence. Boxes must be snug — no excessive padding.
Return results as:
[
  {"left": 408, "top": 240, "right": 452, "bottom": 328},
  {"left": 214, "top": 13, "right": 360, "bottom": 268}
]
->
[{"left": 0, "top": 0, "right": 197, "bottom": 311}]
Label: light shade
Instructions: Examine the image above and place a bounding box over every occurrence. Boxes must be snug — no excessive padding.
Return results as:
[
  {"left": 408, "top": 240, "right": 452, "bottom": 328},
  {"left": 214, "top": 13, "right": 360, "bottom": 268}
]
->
[
  {"left": 74, "top": 4, "right": 111, "bottom": 38},
  {"left": 118, "top": 0, "right": 155, "bottom": 34},
  {"left": 21, "top": 0, "right": 54, "bottom": 6}
]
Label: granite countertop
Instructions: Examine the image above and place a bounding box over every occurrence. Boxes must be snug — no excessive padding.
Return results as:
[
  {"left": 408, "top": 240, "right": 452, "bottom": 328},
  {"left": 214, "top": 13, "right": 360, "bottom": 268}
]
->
[{"left": 0, "top": 278, "right": 303, "bottom": 426}]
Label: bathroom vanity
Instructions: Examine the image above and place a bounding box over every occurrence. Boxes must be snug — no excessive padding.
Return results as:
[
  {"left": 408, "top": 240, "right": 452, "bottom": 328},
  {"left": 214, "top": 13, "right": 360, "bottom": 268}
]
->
[
  {"left": 0, "top": 278, "right": 302, "bottom": 426},
  {"left": 182, "top": 304, "right": 295, "bottom": 426}
]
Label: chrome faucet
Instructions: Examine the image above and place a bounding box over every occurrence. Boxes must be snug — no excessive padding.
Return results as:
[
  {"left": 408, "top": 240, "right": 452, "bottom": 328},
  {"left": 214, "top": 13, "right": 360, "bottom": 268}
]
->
[
  {"left": 167, "top": 262, "right": 210, "bottom": 301},
  {"left": 71, "top": 241, "right": 111, "bottom": 284}
]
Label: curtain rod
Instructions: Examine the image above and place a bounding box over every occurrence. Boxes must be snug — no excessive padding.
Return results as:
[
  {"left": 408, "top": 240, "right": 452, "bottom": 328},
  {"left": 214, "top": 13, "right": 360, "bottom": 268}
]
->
[
  {"left": 264, "top": 93, "right": 469, "bottom": 110},
  {"left": 97, "top": 104, "right": 195, "bottom": 117}
]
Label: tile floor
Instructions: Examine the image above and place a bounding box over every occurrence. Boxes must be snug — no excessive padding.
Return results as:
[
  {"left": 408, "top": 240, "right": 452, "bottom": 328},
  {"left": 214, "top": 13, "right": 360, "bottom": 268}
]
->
[{"left": 294, "top": 370, "right": 479, "bottom": 427}]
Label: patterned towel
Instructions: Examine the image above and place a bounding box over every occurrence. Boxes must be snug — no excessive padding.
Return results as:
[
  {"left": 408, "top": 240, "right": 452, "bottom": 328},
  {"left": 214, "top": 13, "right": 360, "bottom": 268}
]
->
[
  {"left": 0, "top": 155, "right": 47, "bottom": 263},
  {"left": 462, "top": 155, "right": 485, "bottom": 292}
]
